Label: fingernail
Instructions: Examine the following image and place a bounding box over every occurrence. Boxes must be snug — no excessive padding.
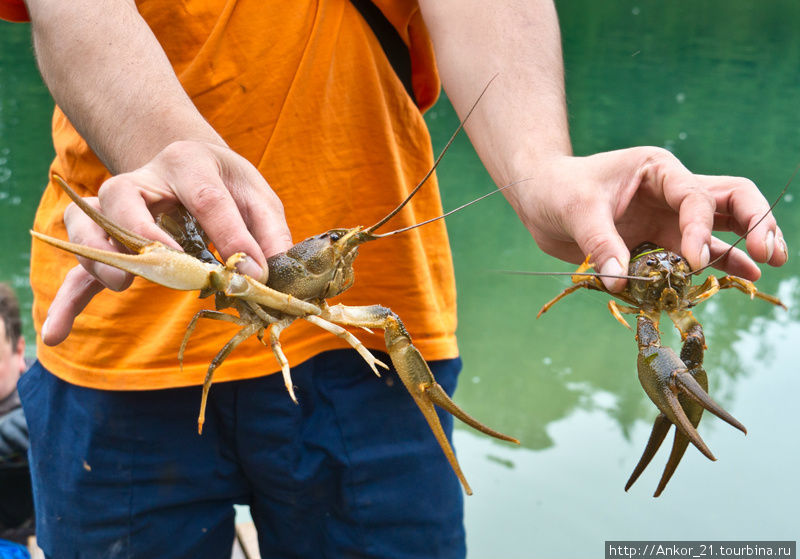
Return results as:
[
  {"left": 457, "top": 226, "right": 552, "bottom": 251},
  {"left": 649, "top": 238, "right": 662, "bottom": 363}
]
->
[
  {"left": 600, "top": 257, "right": 624, "bottom": 291},
  {"left": 236, "top": 256, "right": 268, "bottom": 282},
  {"left": 41, "top": 317, "right": 50, "bottom": 342},
  {"left": 765, "top": 230, "right": 775, "bottom": 261},
  {"left": 700, "top": 244, "right": 710, "bottom": 269},
  {"left": 779, "top": 236, "right": 788, "bottom": 261}
]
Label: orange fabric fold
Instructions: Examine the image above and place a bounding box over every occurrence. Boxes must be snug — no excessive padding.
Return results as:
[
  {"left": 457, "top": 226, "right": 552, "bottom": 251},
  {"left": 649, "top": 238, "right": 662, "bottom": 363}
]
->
[{"left": 0, "top": 0, "right": 29, "bottom": 22}]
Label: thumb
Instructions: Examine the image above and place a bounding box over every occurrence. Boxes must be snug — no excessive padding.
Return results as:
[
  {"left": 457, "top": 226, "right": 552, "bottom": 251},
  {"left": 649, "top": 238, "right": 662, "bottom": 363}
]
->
[
  {"left": 42, "top": 266, "right": 106, "bottom": 346},
  {"left": 571, "top": 211, "right": 630, "bottom": 292}
]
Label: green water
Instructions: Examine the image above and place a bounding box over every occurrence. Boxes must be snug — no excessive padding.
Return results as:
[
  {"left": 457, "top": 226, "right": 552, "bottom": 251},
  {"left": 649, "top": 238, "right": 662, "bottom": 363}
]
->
[{"left": 2, "top": 2, "right": 798, "bottom": 557}]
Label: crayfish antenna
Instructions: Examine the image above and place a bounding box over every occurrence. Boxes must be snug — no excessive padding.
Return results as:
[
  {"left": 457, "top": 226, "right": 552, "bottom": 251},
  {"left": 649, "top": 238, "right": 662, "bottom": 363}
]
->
[
  {"left": 365, "top": 75, "right": 498, "bottom": 235},
  {"left": 676, "top": 371, "right": 747, "bottom": 434}
]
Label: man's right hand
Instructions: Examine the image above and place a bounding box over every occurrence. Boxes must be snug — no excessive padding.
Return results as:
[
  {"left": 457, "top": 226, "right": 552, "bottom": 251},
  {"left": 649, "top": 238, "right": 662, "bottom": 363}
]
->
[{"left": 41, "top": 141, "right": 292, "bottom": 346}]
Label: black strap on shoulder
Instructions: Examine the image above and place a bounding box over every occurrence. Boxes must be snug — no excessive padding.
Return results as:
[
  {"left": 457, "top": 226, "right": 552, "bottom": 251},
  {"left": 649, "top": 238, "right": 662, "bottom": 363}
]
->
[{"left": 349, "top": 0, "right": 417, "bottom": 106}]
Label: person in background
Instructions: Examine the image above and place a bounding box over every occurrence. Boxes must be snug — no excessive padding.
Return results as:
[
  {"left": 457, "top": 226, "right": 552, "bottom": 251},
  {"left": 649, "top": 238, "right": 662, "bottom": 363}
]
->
[{"left": 0, "top": 283, "right": 34, "bottom": 546}]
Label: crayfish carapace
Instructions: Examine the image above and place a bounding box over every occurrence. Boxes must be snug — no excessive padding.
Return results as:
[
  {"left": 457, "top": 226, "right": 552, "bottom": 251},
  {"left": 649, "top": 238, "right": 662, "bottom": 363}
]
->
[
  {"left": 31, "top": 166, "right": 521, "bottom": 496},
  {"left": 536, "top": 242, "right": 785, "bottom": 496}
]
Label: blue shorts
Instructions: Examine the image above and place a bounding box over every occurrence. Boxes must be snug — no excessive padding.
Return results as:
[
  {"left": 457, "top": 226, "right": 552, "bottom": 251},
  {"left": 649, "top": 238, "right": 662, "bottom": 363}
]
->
[{"left": 19, "top": 350, "right": 465, "bottom": 559}]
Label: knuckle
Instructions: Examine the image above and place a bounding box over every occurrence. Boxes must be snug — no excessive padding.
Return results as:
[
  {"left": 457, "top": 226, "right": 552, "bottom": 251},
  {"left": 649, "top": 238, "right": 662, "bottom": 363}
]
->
[
  {"left": 732, "top": 176, "right": 758, "bottom": 191},
  {"left": 63, "top": 201, "right": 82, "bottom": 224},
  {"left": 98, "top": 173, "right": 132, "bottom": 199},
  {"left": 158, "top": 140, "right": 198, "bottom": 166},
  {"left": 684, "top": 189, "right": 716, "bottom": 212},
  {"left": 214, "top": 238, "right": 245, "bottom": 260},
  {"left": 190, "top": 183, "right": 229, "bottom": 214},
  {"left": 636, "top": 146, "right": 679, "bottom": 173}
]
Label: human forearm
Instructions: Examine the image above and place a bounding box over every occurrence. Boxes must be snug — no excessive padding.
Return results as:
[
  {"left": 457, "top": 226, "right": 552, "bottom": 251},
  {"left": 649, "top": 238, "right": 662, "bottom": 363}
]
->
[
  {"left": 419, "top": 0, "right": 571, "bottom": 189},
  {"left": 420, "top": 0, "right": 786, "bottom": 288},
  {"left": 27, "top": 0, "right": 294, "bottom": 345},
  {"left": 26, "top": 0, "right": 225, "bottom": 173}
]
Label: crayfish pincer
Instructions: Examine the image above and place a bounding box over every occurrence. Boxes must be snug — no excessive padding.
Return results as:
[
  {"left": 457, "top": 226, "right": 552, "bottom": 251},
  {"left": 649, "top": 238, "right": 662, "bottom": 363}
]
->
[
  {"left": 32, "top": 173, "right": 520, "bottom": 496},
  {"left": 536, "top": 242, "right": 785, "bottom": 496}
]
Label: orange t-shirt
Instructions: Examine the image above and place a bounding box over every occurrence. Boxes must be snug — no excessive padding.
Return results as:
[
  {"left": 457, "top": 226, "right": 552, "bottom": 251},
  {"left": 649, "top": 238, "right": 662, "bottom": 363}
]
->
[
  {"left": 9, "top": 0, "right": 458, "bottom": 390},
  {"left": 0, "top": 0, "right": 26, "bottom": 22}
]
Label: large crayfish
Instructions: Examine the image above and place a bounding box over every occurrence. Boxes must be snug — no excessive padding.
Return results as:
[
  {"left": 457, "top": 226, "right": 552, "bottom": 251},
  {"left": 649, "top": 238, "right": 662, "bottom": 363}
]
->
[
  {"left": 31, "top": 174, "right": 519, "bottom": 495},
  {"left": 537, "top": 242, "right": 785, "bottom": 496}
]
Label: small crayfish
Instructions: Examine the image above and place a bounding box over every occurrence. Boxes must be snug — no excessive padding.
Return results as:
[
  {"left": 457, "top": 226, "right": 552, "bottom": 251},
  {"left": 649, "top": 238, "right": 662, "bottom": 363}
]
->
[{"left": 536, "top": 242, "right": 786, "bottom": 496}]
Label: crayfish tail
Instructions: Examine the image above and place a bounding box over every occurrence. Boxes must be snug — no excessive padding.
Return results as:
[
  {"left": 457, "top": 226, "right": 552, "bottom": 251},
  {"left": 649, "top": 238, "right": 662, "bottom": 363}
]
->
[{"left": 676, "top": 371, "right": 747, "bottom": 435}]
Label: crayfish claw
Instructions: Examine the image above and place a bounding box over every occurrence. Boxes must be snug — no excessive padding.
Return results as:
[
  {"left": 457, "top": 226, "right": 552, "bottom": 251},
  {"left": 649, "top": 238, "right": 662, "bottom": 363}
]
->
[
  {"left": 625, "top": 413, "right": 670, "bottom": 492},
  {"left": 653, "top": 428, "right": 693, "bottom": 497},
  {"left": 657, "top": 380, "right": 715, "bottom": 461},
  {"left": 424, "top": 382, "right": 520, "bottom": 445},
  {"left": 636, "top": 316, "right": 715, "bottom": 460},
  {"left": 675, "top": 370, "right": 747, "bottom": 435},
  {"left": 627, "top": 374, "right": 711, "bottom": 496},
  {"left": 631, "top": 310, "right": 751, "bottom": 495},
  {"left": 383, "top": 314, "right": 518, "bottom": 495}
]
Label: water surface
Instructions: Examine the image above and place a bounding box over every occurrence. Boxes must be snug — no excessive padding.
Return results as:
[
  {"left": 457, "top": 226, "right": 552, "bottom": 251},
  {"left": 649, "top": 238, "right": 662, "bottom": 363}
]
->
[{"left": 427, "top": 2, "right": 800, "bottom": 557}]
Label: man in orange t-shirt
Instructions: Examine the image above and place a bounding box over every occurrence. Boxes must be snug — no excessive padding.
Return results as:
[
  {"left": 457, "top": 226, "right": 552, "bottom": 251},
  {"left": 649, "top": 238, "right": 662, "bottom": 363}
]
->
[{"left": 2, "top": 0, "right": 788, "bottom": 558}]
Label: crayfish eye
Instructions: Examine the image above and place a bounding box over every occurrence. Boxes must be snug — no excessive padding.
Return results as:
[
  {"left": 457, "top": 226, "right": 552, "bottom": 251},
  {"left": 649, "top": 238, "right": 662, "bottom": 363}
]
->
[
  {"left": 329, "top": 231, "right": 341, "bottom": 242},
  {"left": 670, "top": 255, "right": 682, "bottom": 264},
  {"left": 646, "top": 258, "right": 657, "bottom": 266}
]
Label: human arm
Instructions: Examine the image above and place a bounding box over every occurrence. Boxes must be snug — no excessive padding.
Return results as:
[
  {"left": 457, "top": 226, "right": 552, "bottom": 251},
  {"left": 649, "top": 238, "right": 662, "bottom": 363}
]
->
[
  {"left": 25, "top": 0, "right": 292, "bottom": 344},
  {"left": 418, "top": 0, "right": 787, "bottom": 290}
]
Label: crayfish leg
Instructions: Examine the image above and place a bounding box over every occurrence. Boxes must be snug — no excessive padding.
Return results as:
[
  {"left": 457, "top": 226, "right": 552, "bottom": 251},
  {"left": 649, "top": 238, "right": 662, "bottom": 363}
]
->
[
  {"left": 687, "top": 275, "right": 720, "bottom": 306},
  {"left": 536, "top": 280, "right": 600, "bottom": 318},
  {"left": 225, "top": 274, "right": 320, "bottom": 317},
  {"left": 717, "top": 276, "right": 787, "bottom": 309},
  {"left": 197, "top": 323, "right": 262, "bottom": 434},
  {"left": 607, "top": 300, "right": 636, "bottom": 329},
  {"left": 179, "top": 310, "right": 250, "bottom": 371},
  {"left": 303, "top": 315, "right": 389, "bottom": 377},
  {"left": 265, "top": 318, "right": 299, "bottom": 404}
]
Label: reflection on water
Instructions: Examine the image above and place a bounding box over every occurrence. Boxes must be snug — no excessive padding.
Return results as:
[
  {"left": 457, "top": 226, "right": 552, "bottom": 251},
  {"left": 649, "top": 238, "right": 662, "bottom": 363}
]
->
[
  {"left": 2, "top": 1, "right": 800, "bottom": 557},
  {"left": 458, "top": 317, "right": 800, "bottom": 559}
]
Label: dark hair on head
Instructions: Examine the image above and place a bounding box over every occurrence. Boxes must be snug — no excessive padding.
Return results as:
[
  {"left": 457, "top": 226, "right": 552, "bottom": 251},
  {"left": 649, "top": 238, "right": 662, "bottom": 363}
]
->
[{"left": 0, "top": 283, "right": 22, "bottom": 348}]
